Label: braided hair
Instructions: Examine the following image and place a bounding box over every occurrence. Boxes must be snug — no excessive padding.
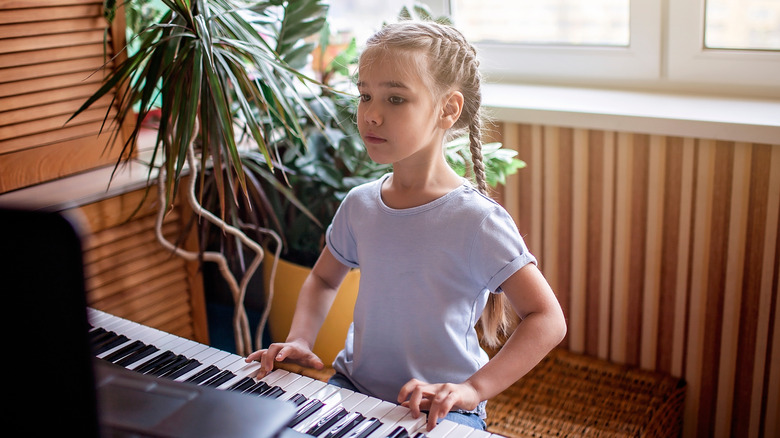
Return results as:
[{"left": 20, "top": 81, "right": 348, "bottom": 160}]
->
[{"left": 361, "top": 21, "right": 512, "bottom": 348}]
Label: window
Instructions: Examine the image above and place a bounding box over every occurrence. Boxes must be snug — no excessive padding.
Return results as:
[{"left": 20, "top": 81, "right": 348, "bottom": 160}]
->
[
  {"left": 446, "top": 0, "right": 780, "bottom": 94},
  {"left": 704, "top": 0, "right": 780, "bottom": 50},
  {"left": 451, "top": 0, "right": 629, "bottom": 46},
  {"left": 667, "top": 0, "right": 780, "bottom": 89},
  {"left": 443, "top": 0, "right": 662, "bottom": 84},
  {"left": 325, "top": 1, "right": 780, "bottom": 95}
]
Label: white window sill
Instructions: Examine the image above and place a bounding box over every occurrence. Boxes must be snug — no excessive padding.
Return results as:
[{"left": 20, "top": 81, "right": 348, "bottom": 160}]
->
[{"left": 482, "top": 83, "right": 780, "bottom": 145}]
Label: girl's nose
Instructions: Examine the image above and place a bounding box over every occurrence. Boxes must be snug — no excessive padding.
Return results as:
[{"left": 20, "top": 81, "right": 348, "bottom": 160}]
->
[{"left": 362, "top": 103, "right": 381, "bottom": 126}]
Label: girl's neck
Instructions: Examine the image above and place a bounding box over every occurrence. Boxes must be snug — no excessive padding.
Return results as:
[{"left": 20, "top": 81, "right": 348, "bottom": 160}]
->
[{"left": 381, "top": 161, "right": 463, "bottom": 209}]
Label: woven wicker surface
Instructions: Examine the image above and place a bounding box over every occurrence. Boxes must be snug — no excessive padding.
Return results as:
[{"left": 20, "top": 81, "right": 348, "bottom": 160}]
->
[
  {"left": 484, "top": 349, "right": 686, "bottom": 438},
  {"left": 276, "top": 348, "right": 686, "bottom": 438}
]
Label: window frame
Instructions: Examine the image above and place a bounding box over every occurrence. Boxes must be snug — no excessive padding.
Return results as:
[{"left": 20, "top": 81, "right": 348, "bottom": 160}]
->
[
  {"left": 667, "top": 0, "right": 780, "bottom": 89},
  {"left": 421, "top": 0, "right": 780, "bottom": 96},
  {"left": 447, "top": 0, "right": 661, "bottom": 83}
]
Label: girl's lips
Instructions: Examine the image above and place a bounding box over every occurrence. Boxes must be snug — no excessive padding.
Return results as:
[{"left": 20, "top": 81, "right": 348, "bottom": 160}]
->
[{"left": 363, "top": 134, "right": 386, "bottom": 144}]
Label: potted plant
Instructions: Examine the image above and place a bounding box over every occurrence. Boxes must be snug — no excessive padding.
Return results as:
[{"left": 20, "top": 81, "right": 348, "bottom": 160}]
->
[
  {"left": 256, "top": 8, "right": 527, "bottom": 364},
  {"left": 70, "top": 0, "right": 331, "bottom": 356}
]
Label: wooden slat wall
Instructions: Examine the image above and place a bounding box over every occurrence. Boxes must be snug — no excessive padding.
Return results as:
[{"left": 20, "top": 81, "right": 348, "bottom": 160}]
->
[
  {"left": 0, "top": 0, "right": 127, "bottom": 192},
  {"left": 0, "top": 0, "right": 209, "bottom": 350},
  {"left": 70, "top": 186, "right": 209, "bottom": 343},
  {"left": 498, "top": 122, "right": 780, "bottom": 438}
]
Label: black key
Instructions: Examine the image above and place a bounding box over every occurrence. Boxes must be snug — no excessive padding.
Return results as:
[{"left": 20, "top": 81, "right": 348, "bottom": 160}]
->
[
  {"left": 89, "top": 330, "right": 118, "bottom": 347},
  {"left": 162, "top": 359, "right": 202, "bottom": 379},
  {"left": 135, "top": 351, "right": 176, "bottom": 374},
  {"left": 289, "top": 393, "right": 308, "bottom": 407},
  {"left": 244, "top": 381, "right": 271, "bottom": 395},
  {"left": 412, "top": 433, "right": 425, "bottom": 438},
  {"left": 93, "top": 334, "right": 129, "bottom": 355},
  {"left": 185, "top": 365, "right": 220, "bottom": 384},
  {"left": 151, "top": 355, "right": 191, "bottom": 377},
  {"left": 325, "top": 412, "right": 365, "bottom": 438},
  {"left": 385, "top": 426, "right": 409, "bottom": 438},
  {"left": 102, "top": 340, "right": 145, "bottom": 363},
  {"left": 88, "top": 328, "right": 108, "bottom": 341},
  {"left": 288, "top": 399, "right": 325, "bottom": 427},
  {"left": 228, "top": 377, "right": 256, "bottom": 392},
  {"left": 202, "top": 370, "right": 236, "bottom": 387},
  {"left": 262, "top": 386, "right": 285, "bottom": 398},
  {"left": 307, "top": 408, "right": 348, "bottom": 436},
  {"left": 344, "top": 418, "right": 382, "bottom": 438},
  {"left": 115, "top": 344, "right": 158, "bottom": 367}
]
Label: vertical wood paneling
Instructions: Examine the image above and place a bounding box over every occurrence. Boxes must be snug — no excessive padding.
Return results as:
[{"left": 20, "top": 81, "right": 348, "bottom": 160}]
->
[
  {"left": 641, "top": 135, "right": 666, "bottom": 370},
  {"left": 530, "top": 125, "right": 544, "bottom": 260},
  {"left": 627, "top": 134, "right": 650, "bottom": 366},
  {"left": 501, "top": 121, "right": 779, "bottom": 437},
  {"left": 758, "top": 145, "right": 780, "bottom": 438},
  {"left": 766, "top": 233, "right": 780, "bottom": 438},
  {"left": 611, "top": 132, "right": 633, "bottom": 363},
  {"left": 684, "top": 139, "right": 716, "bottom": 438},
  {"left": 733, "top": 144, "right": 773, "bottom": 436},
  {"left": 557, "top": 128, "right": 573, "bottom": 351},
  {"left": 598, "top": 131, "right": 616, "bottom": 359},
  {"left": 502, "top": 123, "right": 521, "bottom": 226},
  {"left": 714, "top": 142, "right": 751, "bottom": 438},
  {"left": 569, "top": 129, "right": 588, "bottom": 353},
  {"left": 672, "top": 138, "right": 696, "bottom": 378},
  {"left": 542, "top": 127, "right": 560, "bottom": 291},
  {"left": 584, "top": 130, "right": 605, "bottom": 357},
  {"left": 747, "top": 144, "right": 779, "bottom": 438},
  {"left": 698, "top": 142, "right": 733, "bottom": 438}
]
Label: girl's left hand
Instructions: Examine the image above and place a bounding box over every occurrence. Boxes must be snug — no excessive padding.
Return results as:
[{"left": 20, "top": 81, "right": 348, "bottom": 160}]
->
[{"left": 397, "top": 379, "right": 481, "bottom": 431}]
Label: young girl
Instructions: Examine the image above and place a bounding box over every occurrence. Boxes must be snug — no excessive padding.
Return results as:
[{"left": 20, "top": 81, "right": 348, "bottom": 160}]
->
[{"left": 246, "top": 21, "right": 567, "bottom": 432}]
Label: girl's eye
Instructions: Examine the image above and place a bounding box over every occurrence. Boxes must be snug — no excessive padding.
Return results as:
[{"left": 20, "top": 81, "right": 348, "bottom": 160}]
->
[
  {"left": 388, "top": 96, "right": 405, "bottom": 105},
  {"left": 359, "top": 94, "right": 371, "bottom": 102}
]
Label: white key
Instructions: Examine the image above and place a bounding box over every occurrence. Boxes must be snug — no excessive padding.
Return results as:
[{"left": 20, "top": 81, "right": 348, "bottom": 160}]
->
[
  {"left": 462, "top": 428, "right": 492, "bottom": 438},
  {"left": 392, "top": 411, "right": 428, "bottom": 437},
  {"left": 277, "top": 375, "right": 317, "bottom": 401},
  {"left": 260, "top": 369, "right": 291, "bottom": 385},
  {"left": 348, "top": 395, "right": 383, "bottom": 417},
  {"left": 442, "top": 424, "right": 482, "bottom": 438},
  {"left": 297, "top": 379, "right": 339, "bottom": 401},
  {"left": 424, "top": 420, "right": 460, "bottom": 438},
  {"left": 366, "top": 405, "right": 415, "bottom": 438}
]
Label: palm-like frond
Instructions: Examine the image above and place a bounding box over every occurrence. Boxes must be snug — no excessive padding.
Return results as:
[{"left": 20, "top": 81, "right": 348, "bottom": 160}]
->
[{"left": 70, "top": 0, "right": 326, "bottom": 219}]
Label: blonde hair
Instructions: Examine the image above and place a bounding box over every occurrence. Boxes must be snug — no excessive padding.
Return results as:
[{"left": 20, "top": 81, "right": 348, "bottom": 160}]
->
[{"left": 361, "top": 21, "right": 513, "bottom": 349}]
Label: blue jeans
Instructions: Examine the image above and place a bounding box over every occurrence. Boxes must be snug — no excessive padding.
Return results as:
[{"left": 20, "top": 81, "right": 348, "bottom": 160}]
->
[{"left": 327, "top": 373, "right": 487, "bottom": 431}]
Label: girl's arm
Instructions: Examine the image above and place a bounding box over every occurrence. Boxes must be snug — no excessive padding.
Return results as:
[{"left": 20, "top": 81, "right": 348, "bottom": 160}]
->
[
  {"left": 245, "top": 247, "right": 350, "bottom": 375},
  {"left": 399, "top": 262, "right": 566, "bottom": 430},
  {"left": 466, "top": 262, "right": 567, "bottom": 398}
]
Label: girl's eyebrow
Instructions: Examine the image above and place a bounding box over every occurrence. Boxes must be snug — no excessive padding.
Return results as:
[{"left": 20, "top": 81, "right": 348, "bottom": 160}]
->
[{"left": 356, "top": 80, "right": 408, "bottom": 89}]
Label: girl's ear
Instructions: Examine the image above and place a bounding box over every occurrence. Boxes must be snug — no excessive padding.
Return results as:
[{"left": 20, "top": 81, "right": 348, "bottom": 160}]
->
[{"left": 439, "top": 91, "right": 464, "bottom": 129}]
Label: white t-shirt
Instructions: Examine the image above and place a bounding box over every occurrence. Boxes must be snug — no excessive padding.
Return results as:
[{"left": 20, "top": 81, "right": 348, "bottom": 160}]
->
[{"left": 326, "top": 174, "right": 536, "bottom": 414}]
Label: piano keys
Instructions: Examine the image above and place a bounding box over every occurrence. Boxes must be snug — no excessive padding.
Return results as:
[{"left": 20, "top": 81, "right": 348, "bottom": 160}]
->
[{"left": 87, "top": 308, "right": 501, "bottom": 438}]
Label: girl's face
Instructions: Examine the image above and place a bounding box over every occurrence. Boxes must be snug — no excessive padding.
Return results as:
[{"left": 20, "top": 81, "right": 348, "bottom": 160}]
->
[{"left": 356, "top": 50, "right": 447, "bottom": 167}]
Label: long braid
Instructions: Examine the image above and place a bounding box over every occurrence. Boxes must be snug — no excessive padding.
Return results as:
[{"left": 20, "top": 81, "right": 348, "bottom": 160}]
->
[
  {"left": 363, "top": 21, "right": 513, "bottom": 348},
  {"left": 468, "top": 107, "right": 488, "bottom": 195}
]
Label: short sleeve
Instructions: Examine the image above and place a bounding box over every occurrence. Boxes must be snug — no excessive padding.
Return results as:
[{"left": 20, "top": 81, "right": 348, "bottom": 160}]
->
[
  {"left": 325, "top": 192, "right": 360, "bottom": 269},
  {"left": 470, "top": 206, "right": 537, "bottom": 293}
]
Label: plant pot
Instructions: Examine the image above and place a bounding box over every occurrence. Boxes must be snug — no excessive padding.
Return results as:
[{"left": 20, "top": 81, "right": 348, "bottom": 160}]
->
[{"left": 263, "top": 251, "right": 360, "bottom": 366}]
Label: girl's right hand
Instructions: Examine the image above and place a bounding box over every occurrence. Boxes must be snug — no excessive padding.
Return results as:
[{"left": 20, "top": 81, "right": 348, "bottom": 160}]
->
[{"left": 245, "top": 339, "right": 324, "bottom": 378}]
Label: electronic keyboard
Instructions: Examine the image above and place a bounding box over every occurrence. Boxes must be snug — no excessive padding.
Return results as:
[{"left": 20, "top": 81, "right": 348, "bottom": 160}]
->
[{"left": 87, "top": 308, "right": 501, "bottom": 438}]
